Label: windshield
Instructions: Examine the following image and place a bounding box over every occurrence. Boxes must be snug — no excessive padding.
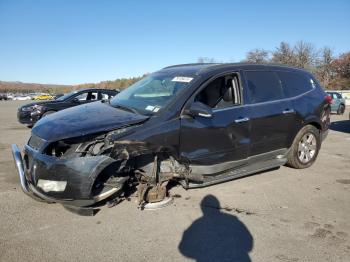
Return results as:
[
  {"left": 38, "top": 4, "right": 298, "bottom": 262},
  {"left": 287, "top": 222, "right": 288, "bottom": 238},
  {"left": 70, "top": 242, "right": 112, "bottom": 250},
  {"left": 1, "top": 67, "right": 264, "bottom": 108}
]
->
[
  {"left": 110, "top": 72, "right": 195, "bottom": 115},
  {"left": 55, "top": 91, "right": 77, "bottom": 101}
]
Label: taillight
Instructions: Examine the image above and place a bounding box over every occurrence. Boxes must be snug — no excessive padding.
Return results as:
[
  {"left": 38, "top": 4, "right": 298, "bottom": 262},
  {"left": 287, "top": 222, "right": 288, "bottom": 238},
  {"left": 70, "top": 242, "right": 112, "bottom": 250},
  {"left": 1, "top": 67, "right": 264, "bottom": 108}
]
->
[{"left": 325, "top": 95, "right": 333, "bottom": 104}]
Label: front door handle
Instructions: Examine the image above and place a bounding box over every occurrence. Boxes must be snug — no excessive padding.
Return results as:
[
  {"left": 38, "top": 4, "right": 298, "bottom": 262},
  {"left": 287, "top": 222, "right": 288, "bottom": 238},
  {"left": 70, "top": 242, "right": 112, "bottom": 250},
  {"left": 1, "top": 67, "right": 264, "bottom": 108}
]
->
[
  {"left": 235, "top": 117, "right": 250, "bottom": 123},
  {"left": 283, "top": 109, "right": 295, "bottom": 114}
]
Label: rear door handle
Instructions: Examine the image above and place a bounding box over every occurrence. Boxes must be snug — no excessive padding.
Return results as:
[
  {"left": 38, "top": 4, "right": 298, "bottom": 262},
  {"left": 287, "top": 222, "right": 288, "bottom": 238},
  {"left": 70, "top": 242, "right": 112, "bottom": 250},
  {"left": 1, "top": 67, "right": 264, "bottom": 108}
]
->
[
  {"left": 283, "top": 109, "right": 295, "bottom": 114},
  {"left": 235, "top": 117, "right": 250, "bottom": 123}
]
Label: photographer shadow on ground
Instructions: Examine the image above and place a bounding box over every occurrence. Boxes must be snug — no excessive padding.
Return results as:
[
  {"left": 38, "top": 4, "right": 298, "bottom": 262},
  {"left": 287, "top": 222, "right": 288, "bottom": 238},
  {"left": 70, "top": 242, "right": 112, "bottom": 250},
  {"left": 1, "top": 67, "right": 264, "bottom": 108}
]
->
[
  {"left": 330, "top": 119, "right": 350, "bottom": 134},
  {"left": 179, "top": 195, "right": 253, "bottom": 262}
]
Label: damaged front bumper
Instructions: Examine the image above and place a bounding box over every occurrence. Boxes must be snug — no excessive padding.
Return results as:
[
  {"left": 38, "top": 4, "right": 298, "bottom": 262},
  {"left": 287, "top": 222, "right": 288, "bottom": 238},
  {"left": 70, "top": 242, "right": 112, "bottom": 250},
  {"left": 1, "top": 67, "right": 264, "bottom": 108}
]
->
[{"left": 11, "top": 144, "right": 122, "bottom": 209}]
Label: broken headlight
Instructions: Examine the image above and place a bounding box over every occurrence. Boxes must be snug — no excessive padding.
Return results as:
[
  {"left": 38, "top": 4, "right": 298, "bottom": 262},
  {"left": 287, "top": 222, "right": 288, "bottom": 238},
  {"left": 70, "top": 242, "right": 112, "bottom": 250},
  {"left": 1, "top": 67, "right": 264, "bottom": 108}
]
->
[
  {"left": 44, "top": 126, "right": 140, "bottom": 158},
  {"left": 104, "top": 125, "right": 140, "bottom": 145},
  {"left": 44, "top": 140, "right": 72, "bottom": 157}
]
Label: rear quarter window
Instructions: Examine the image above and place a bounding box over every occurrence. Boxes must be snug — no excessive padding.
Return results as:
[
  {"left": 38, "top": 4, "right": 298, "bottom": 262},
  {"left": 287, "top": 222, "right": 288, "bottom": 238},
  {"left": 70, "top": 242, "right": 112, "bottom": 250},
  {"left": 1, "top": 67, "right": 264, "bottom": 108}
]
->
[
  {"left": 276, "top": 71, "right": 313, "bottom": 98},
  {"left": 245, "top": 71, "right": 283, "bottom": 104}
]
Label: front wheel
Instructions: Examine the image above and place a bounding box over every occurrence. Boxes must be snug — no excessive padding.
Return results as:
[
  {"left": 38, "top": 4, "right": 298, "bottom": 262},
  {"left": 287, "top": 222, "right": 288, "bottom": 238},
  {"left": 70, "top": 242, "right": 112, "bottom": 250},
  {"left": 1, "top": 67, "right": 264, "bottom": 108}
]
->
[{"left": 286, "top": 125, "right": 321, "bottom": 169}]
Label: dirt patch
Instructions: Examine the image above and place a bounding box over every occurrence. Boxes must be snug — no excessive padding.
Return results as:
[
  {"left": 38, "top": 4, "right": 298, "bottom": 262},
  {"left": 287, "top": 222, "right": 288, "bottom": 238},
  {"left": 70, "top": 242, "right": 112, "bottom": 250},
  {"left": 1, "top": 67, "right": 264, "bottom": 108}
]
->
[
  {"left": 336, "top": 231, "right": 348, "bottom": 239},
  {"left": 336, "top": 179, "right": 350, "bottom": 184},
  {"left": 172, "top": 194, "right": 182, "bottom": 198},
  {"left": 204, "top": 204, "right": 256, "bottom": 215},
  {"left": 328, "top": 235, "right": 346, "bottom": 245},
  {"left": 304, "top": 221, "right": 320, "bottom": 230},
  {"left": 275, "top": 254, "right": 299, "bottom": 262},
  {"left": 280, "top": 218, "right": 291, "bottom": 223},
  {"left": 310, "top": 228, "right": 332, "bottom": 239},
  {"left": 324, "top": 224, "right": 335, "bottom": 230}
]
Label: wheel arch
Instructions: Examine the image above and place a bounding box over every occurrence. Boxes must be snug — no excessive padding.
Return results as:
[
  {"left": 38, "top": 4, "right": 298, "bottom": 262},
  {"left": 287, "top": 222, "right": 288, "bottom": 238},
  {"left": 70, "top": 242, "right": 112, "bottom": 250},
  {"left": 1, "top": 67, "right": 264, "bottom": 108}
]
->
[
  {"left": 307, "top": 121, "right": 322, "bottom": 131},
  {"left": 303, "top": 115, "right": 322, "bottom": 132}
]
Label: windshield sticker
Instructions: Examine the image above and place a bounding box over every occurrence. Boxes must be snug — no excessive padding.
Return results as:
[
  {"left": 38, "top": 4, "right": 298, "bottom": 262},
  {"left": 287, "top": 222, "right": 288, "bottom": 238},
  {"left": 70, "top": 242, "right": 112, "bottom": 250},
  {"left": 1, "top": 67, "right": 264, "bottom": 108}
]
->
[
  {"left": 153, "top": 107, "right": 160, "bottom": 112},
  {"left": 171, "top": 76, "right": 193, "bottom": 83},
  {"left": 145, "top": 105, "right": 155, "bottom": 111}
]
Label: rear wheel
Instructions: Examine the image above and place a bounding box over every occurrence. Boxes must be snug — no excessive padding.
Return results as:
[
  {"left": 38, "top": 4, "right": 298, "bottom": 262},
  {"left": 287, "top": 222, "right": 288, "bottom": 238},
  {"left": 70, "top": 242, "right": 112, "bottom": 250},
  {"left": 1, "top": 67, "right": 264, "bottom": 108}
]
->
[
  {"left": 286, "top": 125, "right": 321, "bottom": 169},
  {"left": 337, "top": 104, "right": 345, "bottom": 115}
]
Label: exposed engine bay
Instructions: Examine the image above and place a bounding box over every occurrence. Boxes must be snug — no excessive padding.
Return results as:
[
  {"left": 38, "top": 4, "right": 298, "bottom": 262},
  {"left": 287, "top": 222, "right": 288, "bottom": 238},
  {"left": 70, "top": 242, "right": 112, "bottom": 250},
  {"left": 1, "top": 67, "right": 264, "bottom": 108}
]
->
[{"left": 31, "top": 127, "right": 194, "bottom": 213}]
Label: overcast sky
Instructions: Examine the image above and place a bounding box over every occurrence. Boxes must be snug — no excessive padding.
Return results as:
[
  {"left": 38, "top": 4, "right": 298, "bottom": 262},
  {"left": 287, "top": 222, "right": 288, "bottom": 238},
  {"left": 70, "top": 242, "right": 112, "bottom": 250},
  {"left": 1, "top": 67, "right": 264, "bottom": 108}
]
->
[{"left": 0, "top": 0, "right": 349, "bottom": 84}]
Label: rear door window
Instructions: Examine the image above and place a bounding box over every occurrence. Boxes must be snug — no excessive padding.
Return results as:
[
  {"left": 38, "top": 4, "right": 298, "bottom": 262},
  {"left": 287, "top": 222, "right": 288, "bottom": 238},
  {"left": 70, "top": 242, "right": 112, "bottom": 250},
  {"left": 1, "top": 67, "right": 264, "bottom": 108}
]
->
[
  {"left": 245, "top": 71, "right": 283, "bottom": 104},
  {"left": 276, "top": 71, "right": 313, "bottom": 98}
]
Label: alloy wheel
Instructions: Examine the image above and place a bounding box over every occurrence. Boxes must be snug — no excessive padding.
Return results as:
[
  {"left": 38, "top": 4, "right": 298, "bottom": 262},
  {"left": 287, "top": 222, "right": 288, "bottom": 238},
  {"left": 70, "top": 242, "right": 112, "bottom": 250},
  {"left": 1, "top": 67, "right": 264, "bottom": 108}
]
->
[{"left": 298, "top": 133, "right": 317, "bottom": 164}]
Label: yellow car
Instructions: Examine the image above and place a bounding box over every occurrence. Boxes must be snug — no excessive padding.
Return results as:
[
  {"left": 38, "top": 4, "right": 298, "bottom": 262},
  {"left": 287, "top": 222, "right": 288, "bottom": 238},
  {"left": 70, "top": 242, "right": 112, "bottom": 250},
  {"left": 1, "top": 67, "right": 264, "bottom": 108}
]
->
[{"left": 33, "top": 94, "right": 54, "bottom": 100}]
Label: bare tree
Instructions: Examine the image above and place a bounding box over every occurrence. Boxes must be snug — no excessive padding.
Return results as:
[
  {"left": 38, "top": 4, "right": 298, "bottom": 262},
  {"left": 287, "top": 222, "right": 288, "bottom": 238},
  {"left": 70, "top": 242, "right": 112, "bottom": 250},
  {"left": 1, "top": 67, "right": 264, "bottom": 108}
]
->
[
  {"left": 197, "top": 57, "right": 218, "bottom": 63},
  {"left": 272, "top": 42, "right": 296, "bottom": 66},
  {"left": 293, "top": 41, "right": 318, "bottom": 69},
  {"left": 330, "top": 52, "right": 350, "bottom": 90},
  {"left": 332, "top": 52, "right": 350, "bottom": 78},
  {"left": 316, "top": 47, "right": 334, "bottom": 87},
  {"left": 244, "top": 49, "right": 270, "bottom": 64}
]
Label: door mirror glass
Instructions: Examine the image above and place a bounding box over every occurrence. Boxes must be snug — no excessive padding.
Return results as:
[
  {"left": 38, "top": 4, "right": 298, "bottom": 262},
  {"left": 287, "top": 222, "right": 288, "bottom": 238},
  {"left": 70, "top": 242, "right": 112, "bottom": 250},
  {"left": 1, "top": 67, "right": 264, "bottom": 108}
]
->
[{"left": 187, "top": 102, "right": 213, "bottom": 118}]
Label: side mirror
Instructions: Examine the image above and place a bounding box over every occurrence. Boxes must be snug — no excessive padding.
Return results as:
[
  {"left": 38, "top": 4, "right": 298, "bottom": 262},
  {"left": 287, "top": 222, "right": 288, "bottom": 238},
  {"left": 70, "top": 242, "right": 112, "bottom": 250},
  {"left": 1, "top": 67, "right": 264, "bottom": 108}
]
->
[
  {"left": 72, "top": 98, "right": 80, "bottom": 103},
  {"left": 186, "top": 101, "right": 213, "bottom": 118}
]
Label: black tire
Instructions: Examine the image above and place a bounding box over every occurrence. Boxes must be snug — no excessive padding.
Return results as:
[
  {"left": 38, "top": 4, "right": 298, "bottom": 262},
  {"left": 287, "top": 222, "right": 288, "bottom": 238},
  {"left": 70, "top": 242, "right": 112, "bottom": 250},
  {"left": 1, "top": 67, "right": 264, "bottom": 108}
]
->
[
  {"left": 42, "top": 110, "right": 55, "bottom": 117},
  {"left": 26, "top": 125, "right": 33, "bottom": 129},
  {"left": 337, "top": 104, "right": 345, "bottom": 115},
  {"left": 286, "top": 125, "right": 321, "bottom": 169}
]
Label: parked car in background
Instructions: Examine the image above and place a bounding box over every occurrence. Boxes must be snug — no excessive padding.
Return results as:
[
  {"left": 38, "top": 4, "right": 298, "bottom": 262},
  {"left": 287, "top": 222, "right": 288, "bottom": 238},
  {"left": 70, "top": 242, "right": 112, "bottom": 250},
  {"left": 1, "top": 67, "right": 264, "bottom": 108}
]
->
[
  {"left": 17, "top": 88, "right": 119, "bottom": 127},
  {"left": 11, "top": 64, "right": 331, "bottom": 215},
  {"left": 13, "top": 95, "right": 32, "bottom": 101},
  {"left": 326, "top": 91, "right": 346, "bottom": 114},
  {"left": 6, "top": 93, "right": 14, "bottom": 100},
  {"left": 33, "top": 94, "right": 54, "bottom": 100},
  {"left": 0, "top": 93, "right": 8, "bottom": 100},
  {"left": 28, "top": 93, "right": 39, "bottom": 100}
]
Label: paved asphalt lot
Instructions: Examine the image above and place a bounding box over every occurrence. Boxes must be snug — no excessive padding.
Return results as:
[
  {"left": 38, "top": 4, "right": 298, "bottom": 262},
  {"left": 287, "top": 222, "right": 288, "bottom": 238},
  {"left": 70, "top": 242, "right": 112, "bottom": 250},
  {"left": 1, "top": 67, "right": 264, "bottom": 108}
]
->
[{"left": 0, "top": 101, "right": 349, "bottom": 262}]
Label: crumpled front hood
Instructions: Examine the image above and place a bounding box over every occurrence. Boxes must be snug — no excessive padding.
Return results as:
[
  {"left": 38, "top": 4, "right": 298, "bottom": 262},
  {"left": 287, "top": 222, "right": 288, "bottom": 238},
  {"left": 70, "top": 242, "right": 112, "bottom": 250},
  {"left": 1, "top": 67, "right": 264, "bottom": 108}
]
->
[{"left": 32, "top": 101, "right": 149, "bottom": 142}]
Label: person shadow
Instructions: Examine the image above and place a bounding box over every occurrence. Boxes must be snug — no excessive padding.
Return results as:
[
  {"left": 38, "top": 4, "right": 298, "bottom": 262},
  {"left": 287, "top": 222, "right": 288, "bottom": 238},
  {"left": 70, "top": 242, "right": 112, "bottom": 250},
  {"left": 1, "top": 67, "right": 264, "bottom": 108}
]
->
[
  {"left": 179, "top": 195, "right": 253, "bottom": 262},
  {"left": 330, "top": 120, "right": 350, "bottom": 134}
]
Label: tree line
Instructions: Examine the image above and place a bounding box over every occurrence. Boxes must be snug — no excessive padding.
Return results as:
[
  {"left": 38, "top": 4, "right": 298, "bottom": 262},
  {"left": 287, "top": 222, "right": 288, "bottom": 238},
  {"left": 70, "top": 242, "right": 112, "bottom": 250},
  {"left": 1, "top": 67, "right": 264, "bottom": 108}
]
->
[
  {"left": 0, "top": 76, "right": 143, "bottom": 93},
  {"left": 2, "top": 41, "right": 349, "bottom": 93},
  {"left": 207, "top": 41, "right": 349, "bottom": 90},
  {"left": 198, "top": 41, "right": 349, "bottom": 90}
]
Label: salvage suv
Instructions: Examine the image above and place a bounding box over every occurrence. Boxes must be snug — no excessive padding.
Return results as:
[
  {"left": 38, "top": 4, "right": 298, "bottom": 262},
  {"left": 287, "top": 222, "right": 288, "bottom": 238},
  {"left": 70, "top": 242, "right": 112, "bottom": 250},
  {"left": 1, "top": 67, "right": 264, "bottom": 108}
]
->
[{"left": 12, "top": 63, "right": 331, "bottom": 215}]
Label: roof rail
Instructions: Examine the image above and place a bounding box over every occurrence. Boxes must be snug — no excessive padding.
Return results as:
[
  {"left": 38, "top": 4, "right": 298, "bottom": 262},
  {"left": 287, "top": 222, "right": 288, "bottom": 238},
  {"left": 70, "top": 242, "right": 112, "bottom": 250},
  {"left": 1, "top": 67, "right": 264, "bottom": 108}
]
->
[{"left": 162, "top": 63, "right": 220, "bottom": 69}]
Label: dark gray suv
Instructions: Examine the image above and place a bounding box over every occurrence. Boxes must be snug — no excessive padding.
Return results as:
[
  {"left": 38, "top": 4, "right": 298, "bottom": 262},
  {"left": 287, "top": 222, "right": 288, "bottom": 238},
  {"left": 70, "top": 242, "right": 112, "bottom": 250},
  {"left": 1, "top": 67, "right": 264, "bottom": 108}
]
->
[{"left": 12, "top": 63, "right": 331, "bottom": 215}]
